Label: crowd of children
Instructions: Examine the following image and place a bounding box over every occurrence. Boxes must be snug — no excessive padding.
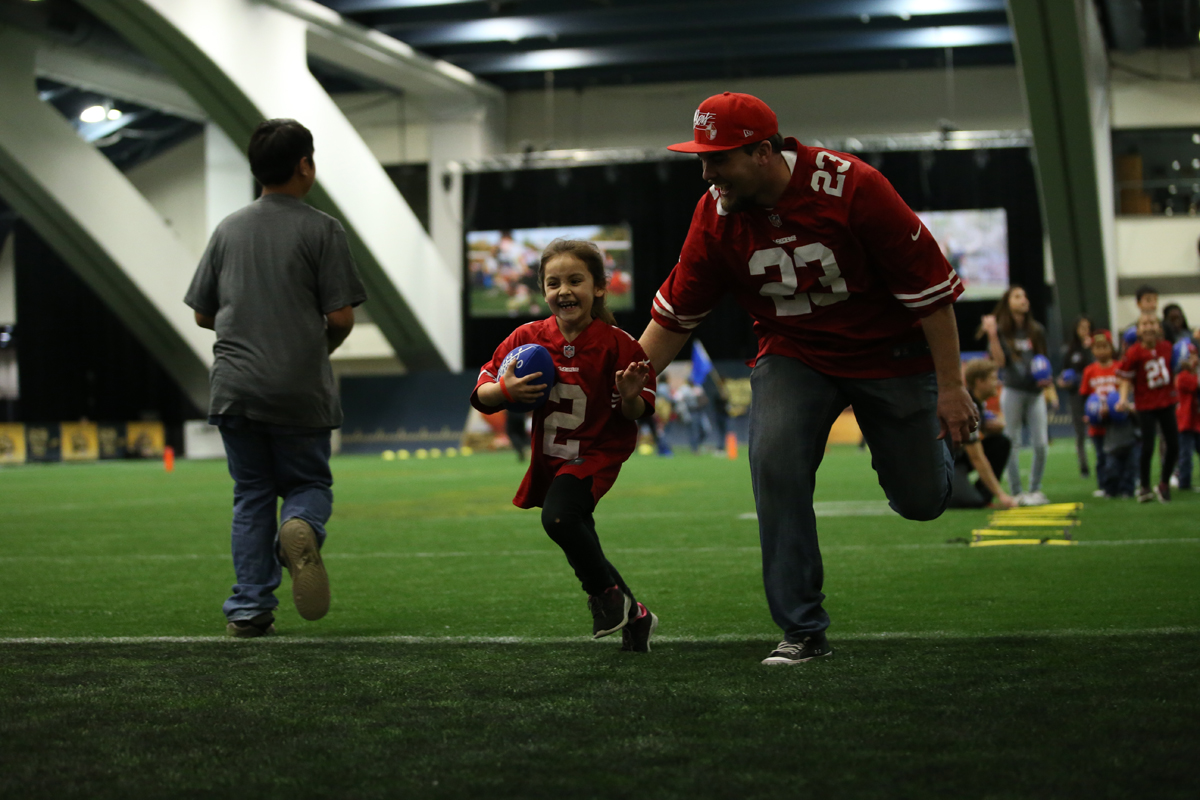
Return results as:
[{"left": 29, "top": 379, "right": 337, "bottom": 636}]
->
[
  {"left": 1076, "top": 286, "right": 1199, "bottom": 502},
  {"left": 962, "top": 283, "right": 1198, "bottom": 507}
]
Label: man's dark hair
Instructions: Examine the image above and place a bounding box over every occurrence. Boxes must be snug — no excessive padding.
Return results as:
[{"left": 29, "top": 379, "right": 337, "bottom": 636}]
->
[
  {"left": 248, "top": 119, "right": 314, "bottom": 186},
  {"left": 740, "top": 132, "right": 784, "bottom": 156},
  {"left": 1135, "top": 284, "right": 1159, "bottom": 302}
]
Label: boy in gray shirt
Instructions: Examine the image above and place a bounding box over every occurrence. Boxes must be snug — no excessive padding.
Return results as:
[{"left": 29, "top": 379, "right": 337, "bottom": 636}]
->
[{"left": 185, "top": 119, "right": 366, "bottom": 637}]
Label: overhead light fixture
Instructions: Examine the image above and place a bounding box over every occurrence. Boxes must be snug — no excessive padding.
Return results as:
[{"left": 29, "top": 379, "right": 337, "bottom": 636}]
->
[
  {"left": 107, "top": 108, "right": 122, "bottom": 121},
  {"left": 79, "top": 105, "right": 107, "bottom": 123}
]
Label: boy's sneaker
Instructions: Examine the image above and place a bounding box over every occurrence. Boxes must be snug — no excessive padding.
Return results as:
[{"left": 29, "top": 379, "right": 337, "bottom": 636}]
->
[
  {"left": 1092, "top": 489, "right": 1108, "bottom": 498},
  {"left": 1155, "top": 482, "right": 1171, "bottom": 503},
  {"left": 587, "top": 586, "right": 631, "bottom": 638},
  {"left": 1169, "top": 474, "right": 1180, "bottom": 489},
  {"left": 278, "top": 518, "right": 330, "bottom": 621},
  {"left": 761, "top": 635, "right": 833, "bottom": 665},
  {"left": 1020, "top": 490, "right": 1050, "bottom": 506},
  {"left": 1136, "top": 487, "right": 1155, "bottom": 503},
  {"left": 226, "top": 611, "right": 275, "bottom": 638},
  {"left": 621, "top": 603, "right": 659, "bottom": 653}
]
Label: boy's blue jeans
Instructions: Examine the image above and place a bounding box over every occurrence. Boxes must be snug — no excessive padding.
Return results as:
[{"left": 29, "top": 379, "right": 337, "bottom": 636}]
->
[
  {"left": 215, "top": 416, "right": 333, "bottom": 622},
  {"left": 749, "top": 355, "right": 952, "bottom": 643}
]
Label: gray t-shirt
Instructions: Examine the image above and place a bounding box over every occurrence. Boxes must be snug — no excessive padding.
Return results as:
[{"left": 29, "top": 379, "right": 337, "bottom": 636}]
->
[
  {"left": 1000, "top": 324, "right": 1039, "bottom": 393},
  {"left": 184, "top": 194, "right": 367, "bottom": 428}
]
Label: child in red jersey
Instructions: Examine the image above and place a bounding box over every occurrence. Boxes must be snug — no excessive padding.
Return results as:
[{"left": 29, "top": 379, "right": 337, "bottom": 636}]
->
[
  {"left": 471, "top": 239, "right": 660, "bottom": 652},
  {"left": 1117, "top": 313, "right": 1179, "bottom": 502},
  {"left": 1079, "top": 330, "right": 1124, "bottom": 497},
  {"left": 1175, "top": 342, "right": 1199, "bottom": 491}
]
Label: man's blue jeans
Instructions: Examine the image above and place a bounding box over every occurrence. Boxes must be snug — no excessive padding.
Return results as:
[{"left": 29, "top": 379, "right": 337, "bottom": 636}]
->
[
  {"left": 216, "top": 416, "right": 333, "bottom": 622},
  {"left": 749, "top": 355, "right": 952, "bottom": 642}
]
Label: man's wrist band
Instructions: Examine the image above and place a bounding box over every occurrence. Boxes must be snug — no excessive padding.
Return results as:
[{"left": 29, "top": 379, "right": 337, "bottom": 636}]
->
[{"left": 499, "top": 376, "right": 515, "bottom": 403}]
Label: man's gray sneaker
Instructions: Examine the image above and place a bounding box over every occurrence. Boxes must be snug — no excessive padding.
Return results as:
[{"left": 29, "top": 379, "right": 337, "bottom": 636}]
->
[
  {"left": 761, "top": 636, "right": 833, "bottom": 665},
  {"left": 226, "top": 611, "right": 275, "bottom": 638}
]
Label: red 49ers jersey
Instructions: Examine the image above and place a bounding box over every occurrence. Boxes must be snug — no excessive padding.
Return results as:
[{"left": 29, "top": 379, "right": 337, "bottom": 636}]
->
[
  {"left": 471, "top": 316, "right": 657, "bottom": 509},
  {"left": 652, "top": 139, "right": 963, "bottom": 378},
  {"left": 1116, "top": 341, "right": 1177, "bottom": 411}
]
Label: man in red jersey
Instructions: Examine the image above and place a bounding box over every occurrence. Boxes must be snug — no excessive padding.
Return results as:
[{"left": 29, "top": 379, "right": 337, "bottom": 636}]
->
[{"left": 638, "top": 93, "right": 976, "bottom": 665}]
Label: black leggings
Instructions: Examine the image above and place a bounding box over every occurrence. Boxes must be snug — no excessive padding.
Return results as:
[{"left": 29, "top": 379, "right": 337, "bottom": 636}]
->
[
  {"left": 1138, "top": 407, "right": 1180, "bottom": 489},
  {"left": 541, "top": 474, "right": 634, "bottom": 600}
]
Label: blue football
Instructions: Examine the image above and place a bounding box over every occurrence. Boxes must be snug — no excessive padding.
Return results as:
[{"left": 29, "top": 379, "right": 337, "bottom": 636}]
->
[
  {"left": 1124, "top": 327, "right": 1138, "bottom": 346},
  {"left": 1085, "top": 393, "right": 1105, "bottom": 425},
  {"left": 1106, "top": 391, "right": 1128, "bottom": 424},
  {"left": 1031, "top": 354, "right": 1052, "bottom": 383},
  {"left": 498, "top": 343, "right": 556, "bottom": 412},
  {"left": 1059, "top": 368, "right": 1077, "bottom": 385},
  {"left": 1172, "top": 336, "right": 1193, "bottom": 373}
]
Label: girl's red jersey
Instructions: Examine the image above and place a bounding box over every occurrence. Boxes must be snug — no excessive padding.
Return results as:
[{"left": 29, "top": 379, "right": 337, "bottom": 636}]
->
[
  {"left": 1116, "top": 341, "right": 1177, "bottom": 411},
  {"left": 472, "top": 316, "right": 657, "bottom": 509}
]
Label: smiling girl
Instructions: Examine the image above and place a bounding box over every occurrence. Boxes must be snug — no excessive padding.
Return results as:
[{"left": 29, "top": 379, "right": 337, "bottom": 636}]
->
[{"left": 471, "top": 239, "right": 660, "bottom": 651}]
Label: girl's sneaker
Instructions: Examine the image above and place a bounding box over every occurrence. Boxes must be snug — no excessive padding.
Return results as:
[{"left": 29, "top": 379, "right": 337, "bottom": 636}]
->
[
  {"left": 1155, "top": 482, "right": 1171, "bottom": 503},
  {"left": 621, "top": 603, "right": 659, "bottom": 653},
  {"left": 587, "top": 586, "right": 631, "bottom": 638},
  {"left": 1019, "top": 490, "right": 1050, "bottom": 506},
  {"left": 1136, "top": 487, "right": 1155, "bottom": 503}
]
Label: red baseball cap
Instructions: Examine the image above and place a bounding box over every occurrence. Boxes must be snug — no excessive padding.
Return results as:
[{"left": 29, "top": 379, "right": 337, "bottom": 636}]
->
[
  {"left": 667, "top": 92, "right": 779, "bottom": 153},
  {"left": 1093, "top": 329, "right": 1113, "bottom": 344}
]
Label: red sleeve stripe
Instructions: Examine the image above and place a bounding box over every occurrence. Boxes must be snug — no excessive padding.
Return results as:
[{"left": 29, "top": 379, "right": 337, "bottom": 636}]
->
[
  {"left": 478, "top": 368, "right": 496, "bottom": 381},
  {"left": 896, "top": 276, "right": 962, "bottom": 309},
  {"left": 1115, "top": 368, "right": 1134, "bottom": 379},
  {"left": 653, "top": 292, "right": 711, "bottom": 329}
]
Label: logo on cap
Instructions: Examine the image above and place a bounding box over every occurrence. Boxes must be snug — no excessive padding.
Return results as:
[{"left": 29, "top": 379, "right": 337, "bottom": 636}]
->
[
  {"left": 694, "top": 110, "right": 718, "bottom": 141},
  {"left": 743, "top": 129, "right": 755, "bottom": 138}
]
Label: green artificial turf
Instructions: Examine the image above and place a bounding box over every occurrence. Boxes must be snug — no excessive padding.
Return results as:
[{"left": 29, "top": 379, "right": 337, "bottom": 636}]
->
[{"left": 1, "top": 444, "right": 1198, "bottom": 798}]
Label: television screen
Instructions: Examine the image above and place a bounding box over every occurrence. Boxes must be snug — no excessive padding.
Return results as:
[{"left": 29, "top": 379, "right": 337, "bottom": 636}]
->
[
  {"left": 914, "top": 208, "right": 1009, "bottom": 301},
  {"left": 466, "top": 224, "right": 633, "bottom": 318}
]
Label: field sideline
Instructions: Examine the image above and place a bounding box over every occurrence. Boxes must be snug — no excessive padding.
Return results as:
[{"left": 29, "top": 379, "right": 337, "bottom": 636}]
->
[{"left": 2, "top": 444, "right": 1198, "bottom": 798}]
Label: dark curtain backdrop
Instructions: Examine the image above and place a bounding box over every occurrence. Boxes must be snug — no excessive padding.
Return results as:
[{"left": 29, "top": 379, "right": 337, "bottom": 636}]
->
[
  {"left": 12, "top": 220, "right": 200, "bottom": 444},
  {"left": 461, "top": 147, "right": 1045, "bottom": 368}
]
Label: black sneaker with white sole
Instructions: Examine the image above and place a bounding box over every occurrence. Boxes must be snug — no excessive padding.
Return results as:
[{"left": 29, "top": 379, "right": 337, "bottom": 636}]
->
[
  {"left": 226, "top": 611, "right": 275, "bottom": 638},
  {"left": 587, "top": 586, "right": 631, "bottom": 638},
  {"left": 621, "top": 603, "right": 659, "bottom": 653},
  {"left": 761, "top": 635, "right": 832, "bottom": 665}
]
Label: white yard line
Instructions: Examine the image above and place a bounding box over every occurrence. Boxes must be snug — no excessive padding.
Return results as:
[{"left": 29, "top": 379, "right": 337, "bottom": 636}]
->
[
  {"left": 1, "top": 537, "right": 1195, "bottom": 564},
  {"left": 0, "top": 627, "right": 1196, "bottom": 645}
]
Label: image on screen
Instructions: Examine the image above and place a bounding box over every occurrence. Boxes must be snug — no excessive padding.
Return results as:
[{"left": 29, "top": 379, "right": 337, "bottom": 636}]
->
[
  {"left": 914, "top": 208, "right": 1009, "bottom": 301},
  {"left": 466, "top": 224, "right": 633, "bottom": 318}
]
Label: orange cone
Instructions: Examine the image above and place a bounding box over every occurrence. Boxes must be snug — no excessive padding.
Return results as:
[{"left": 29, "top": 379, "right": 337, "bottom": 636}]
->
[
  {"left": 164, "top": 446, "right": 175, "bottom": 473},
  {"left": 725, "top": 432, "right": 738, "bottom": 460}
]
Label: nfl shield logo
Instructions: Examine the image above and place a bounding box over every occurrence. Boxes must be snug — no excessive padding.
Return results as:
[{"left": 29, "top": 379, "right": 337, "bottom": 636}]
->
[
  {"left": 768, "top": 214, "right": 782, "bottom": 228},
  {"left": 563, "top": 345, "right": 576, "bottom": 359}
]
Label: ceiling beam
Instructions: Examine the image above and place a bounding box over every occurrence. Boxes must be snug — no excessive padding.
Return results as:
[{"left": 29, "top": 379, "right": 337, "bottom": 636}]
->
[
  {"left": 385, "top": 0, "right": 1009, "bottom": 48},
  {"left": 448, "top": 24, "right": 1014, "bottom": 74}
]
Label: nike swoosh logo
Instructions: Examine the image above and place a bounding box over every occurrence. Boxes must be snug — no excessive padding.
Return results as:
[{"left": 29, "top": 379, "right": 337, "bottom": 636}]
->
[{"left": 910, "top": 226, "right": 921, "bottom": 240}]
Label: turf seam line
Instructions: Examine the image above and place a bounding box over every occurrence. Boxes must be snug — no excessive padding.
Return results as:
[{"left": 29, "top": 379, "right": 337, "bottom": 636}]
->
[
  {"left": 1, "top": 537, "right": 1196, "bottom": 563},
  {"left": 2, "top": 627, "right": 1197, "bottom": 645}
]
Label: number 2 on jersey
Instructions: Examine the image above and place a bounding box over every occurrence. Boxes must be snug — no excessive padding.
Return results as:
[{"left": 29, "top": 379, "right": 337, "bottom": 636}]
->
[
  {"left": 748, "top": 243, "right": 850, "bottom": 317},
  {"left": 543, "top": 383, "right": 587, "bottom": 458}
]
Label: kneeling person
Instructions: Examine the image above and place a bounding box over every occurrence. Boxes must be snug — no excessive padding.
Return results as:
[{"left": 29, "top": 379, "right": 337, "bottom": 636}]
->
[{"left": 950, "top": 359, "right": 1015, "bottom": 509}]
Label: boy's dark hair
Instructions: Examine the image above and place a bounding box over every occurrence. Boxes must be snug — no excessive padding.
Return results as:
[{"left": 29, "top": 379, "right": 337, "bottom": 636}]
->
[
  {"left": 248, "top": 119, "right": 314, "bottom": 186},
  {"left": 741, "top": 133, "right": 784, "bottom": 156},
  {"left": 537, "top": 239, "right": 616, "bottom": 326},
  {"left": 1135, "top": 284, "right": 1159, "bottom": 302}
]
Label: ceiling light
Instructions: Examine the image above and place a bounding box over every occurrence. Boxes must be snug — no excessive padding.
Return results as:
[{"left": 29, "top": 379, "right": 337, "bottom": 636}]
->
[
  {"left": 79, "top": 105, "right": 106, "bottom": 123},
  {"left": 107, "top": 108, "right": 122, "bottom": 121}
]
